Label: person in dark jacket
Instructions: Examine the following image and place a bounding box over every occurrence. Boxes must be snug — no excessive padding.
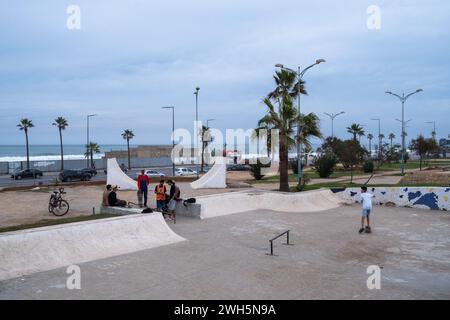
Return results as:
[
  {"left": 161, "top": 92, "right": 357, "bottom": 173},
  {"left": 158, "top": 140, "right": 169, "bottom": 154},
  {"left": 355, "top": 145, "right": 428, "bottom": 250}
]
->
[{"left": 108, "top": 185, "right": 127, "bottom": 207}]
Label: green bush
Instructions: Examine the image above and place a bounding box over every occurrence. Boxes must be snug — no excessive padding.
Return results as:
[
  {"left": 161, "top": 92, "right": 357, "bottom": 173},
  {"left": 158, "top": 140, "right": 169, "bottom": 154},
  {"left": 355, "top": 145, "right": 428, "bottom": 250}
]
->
[
  {"left": 313, "top": 153, "right": 337, "bottom": 178},
  {"left": 363, "top": 161, "right": 374, "bottom": 173},
  {"left": 249, "top": 161, "right": 270, "bottom": 180}
]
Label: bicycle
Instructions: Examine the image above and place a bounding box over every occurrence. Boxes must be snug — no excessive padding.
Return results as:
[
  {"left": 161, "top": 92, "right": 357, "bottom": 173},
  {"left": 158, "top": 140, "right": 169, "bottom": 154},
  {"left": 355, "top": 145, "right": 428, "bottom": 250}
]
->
[{"left": 48, "top": 187, "right": 70, "bottom": 216}]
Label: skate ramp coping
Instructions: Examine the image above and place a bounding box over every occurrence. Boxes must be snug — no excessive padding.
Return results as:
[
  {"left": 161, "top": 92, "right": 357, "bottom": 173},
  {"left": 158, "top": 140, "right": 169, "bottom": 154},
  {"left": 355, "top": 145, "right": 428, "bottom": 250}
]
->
[
  {"left": 0, "top": 213, "right": 185, "bottom": 281},
  {"left": 195, "top": 189, "right": 344, "bottom": 219},
  {"left": 107, "top": 158, "right": 138, "bottom": 190},
  {"left": 190, "top": 157, "right": 227, "bottom": 189}
]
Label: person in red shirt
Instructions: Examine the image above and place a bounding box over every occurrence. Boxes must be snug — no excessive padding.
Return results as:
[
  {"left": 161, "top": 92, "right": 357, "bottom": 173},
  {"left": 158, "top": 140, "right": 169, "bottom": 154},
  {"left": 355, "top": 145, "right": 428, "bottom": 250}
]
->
[{"left": 137, "top": 170, "right": 150, "bottom": 207}]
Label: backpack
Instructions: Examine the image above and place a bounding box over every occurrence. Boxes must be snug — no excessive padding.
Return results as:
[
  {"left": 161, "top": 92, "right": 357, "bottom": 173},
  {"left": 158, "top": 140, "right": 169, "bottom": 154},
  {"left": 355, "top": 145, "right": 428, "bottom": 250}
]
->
[{"left": 183, "top": 198, "right": 196, "bottom": 207}]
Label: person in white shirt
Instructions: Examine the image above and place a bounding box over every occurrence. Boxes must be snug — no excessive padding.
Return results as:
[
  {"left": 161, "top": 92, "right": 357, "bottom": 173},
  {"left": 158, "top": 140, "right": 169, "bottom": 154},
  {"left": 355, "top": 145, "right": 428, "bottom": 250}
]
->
[{"left": 359, "top": 186, "right": 373, "bottom": 234}]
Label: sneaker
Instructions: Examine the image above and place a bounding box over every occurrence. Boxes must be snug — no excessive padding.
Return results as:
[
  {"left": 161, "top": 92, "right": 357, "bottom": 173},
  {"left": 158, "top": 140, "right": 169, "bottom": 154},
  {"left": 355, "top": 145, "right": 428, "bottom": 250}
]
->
[
  {"left": 359, "top": 228, "right": 365, "bottom": 234},
  {"left": 365, "top": 226, "right": 372, "bottom": 233}
]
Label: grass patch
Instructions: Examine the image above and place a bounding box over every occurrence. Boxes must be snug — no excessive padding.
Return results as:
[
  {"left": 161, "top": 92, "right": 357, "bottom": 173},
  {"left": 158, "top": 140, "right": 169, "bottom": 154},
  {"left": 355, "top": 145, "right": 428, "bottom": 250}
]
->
[{"left": 0, "top": 213, "right": 120, "bottom": 233}]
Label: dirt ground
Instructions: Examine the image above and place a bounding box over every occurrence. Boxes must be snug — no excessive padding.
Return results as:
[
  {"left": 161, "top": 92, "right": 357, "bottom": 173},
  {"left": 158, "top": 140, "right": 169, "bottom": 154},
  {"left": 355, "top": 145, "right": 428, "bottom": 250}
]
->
[{"left": 0, "top": 183, "right": 251, "bottom": 228}]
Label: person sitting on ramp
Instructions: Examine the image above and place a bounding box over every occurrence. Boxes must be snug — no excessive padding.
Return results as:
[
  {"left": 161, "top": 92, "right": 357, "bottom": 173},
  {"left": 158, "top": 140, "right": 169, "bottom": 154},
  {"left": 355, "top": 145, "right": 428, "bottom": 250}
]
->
[
  {"left": 102, "top": 184, "right": 112, "bottom": 207},
  {"left": 108, "top": 185, "right": 127, "bottom": 207}
]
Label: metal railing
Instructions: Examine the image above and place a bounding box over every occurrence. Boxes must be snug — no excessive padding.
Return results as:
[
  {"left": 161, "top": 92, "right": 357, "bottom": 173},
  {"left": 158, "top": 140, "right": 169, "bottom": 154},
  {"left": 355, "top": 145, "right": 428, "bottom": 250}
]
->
[{"left": 267, "top": 230, "right": 292, "bottom": 256}]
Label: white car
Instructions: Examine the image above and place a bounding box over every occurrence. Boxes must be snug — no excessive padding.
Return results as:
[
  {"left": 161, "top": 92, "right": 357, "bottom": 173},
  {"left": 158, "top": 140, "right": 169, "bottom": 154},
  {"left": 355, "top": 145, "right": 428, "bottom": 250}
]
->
[
  {"left": 138, "top": 170, "right": 166, "bottom": 178},
  {"left": 175, "top": 168, "right": 198, "bottom": 176}
]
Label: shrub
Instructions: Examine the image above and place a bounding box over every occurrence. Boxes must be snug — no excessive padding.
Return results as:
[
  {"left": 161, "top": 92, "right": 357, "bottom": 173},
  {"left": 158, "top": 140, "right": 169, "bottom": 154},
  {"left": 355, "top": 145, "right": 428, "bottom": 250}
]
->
[
  {"left": 363, "top": 161, "right": 374, "bottom": 173},
  {"left": 313, "top": 153, "right": 337, "bottom": 178},
  {"left": 249, "top": 161, "right": 270, "bottom": 180}
]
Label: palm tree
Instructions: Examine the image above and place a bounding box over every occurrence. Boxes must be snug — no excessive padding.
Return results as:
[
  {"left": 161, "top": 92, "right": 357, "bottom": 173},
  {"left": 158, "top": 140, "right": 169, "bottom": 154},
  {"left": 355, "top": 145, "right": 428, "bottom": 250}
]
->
[
  {"left": 52, "top": 117, "right": 68, "bottom": 170},
  {"left": 346, "top": 123, "right": 365, "bottom": 142},
  {"left": 121, "top": 129, "right": 134, "bottom": 170},
  {"left": 17, "top": 118, "right": 34, "bottom": 169},
  {"left": 367, "top": 133, "right": 374, "bottom": 156},
  {"left": 84, "top": 142, "right": 101, "bottom": 168},
  {"left": 388, "top": 133, "right": 396, "bottom": 150}
]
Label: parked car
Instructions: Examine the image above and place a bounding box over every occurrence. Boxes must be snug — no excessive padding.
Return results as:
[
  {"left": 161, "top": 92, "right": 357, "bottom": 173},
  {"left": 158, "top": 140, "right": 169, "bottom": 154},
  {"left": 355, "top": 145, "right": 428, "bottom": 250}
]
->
[
  {"left": 175, "top": 167, "right": 198, "bottom": 176},
  {"left": 227, "top": 164, "right": 250, "bottom": 171},
  {"left": 138, "top": 170, "right": 165, "bottom": 178},
  {"left": 80, "top": 168, "right": 97, "bottom": 176},
  {"left": 11, "top": 169, "right": 43, "bottom": 180},
  {"left": 59, "top": 169, "right": 92, "bottom": 182}
]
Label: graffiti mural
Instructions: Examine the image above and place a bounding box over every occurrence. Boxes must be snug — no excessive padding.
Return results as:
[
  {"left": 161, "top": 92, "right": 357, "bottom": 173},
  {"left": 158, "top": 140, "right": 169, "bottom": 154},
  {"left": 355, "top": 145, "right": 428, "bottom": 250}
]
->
[{"left": 332, "top": 187, "right": 450, "bottom": 211}]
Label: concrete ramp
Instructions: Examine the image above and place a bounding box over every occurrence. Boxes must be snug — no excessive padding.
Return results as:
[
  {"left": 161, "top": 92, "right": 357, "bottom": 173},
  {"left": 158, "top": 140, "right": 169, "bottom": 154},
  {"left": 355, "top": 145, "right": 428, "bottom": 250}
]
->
[
  {"left": 0, "top": 214, "right": 185, "bottom": 281},
  {"left": 197, "top": 189, "right": 343, "bottom": 219},
  {"left": 190, "top": 157, "right": 227, "bottom": 189},
  {"left": 107, "top": 158, "right": 138, "bottom": 190}
]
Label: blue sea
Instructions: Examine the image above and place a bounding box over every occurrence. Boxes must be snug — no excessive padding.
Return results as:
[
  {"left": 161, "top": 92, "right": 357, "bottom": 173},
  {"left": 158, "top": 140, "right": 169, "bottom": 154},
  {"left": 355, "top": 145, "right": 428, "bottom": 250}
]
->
[{"left": 0, "top": 145, "right": 130, "bottom": 162}]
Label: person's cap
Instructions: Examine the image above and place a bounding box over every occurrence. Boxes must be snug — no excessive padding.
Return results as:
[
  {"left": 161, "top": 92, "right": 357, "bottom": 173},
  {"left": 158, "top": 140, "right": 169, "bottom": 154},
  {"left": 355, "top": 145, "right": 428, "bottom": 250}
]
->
[{"left": 112, "top": 185, "right": 119, "bottom": 189}]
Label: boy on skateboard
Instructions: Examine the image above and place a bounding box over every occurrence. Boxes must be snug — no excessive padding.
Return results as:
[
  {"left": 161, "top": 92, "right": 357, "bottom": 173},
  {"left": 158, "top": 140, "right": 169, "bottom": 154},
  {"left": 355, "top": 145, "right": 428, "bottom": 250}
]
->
[{"left": 359, "top": 186, "right": 373, "bottom": 234}]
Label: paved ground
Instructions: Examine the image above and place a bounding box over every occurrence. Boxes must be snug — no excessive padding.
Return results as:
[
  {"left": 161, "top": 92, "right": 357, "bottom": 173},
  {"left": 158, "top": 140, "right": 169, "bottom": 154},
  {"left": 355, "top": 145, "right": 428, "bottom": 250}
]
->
[{"left": 1, "top": 204, "right": 449, "bottom": 299}]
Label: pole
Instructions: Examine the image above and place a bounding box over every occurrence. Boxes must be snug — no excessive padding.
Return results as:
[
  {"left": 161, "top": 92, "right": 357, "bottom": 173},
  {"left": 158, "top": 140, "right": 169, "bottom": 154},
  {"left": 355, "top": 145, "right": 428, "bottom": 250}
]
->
[
  {"left": 401, "top": 97, "right": 405, "bottom": 175},
  {"left": 331, "top": 117, "right": 334, "bottom": 138},
  {"left": 297, "top": 66, "right": 302, "bottom": 187},
  {"left": 195, "top": 87, "right": 200, "bottom": 178},
  {"left": 172, "top": 107, "right": 175, "bottom": 177},
  {"left": 86, "top": 116, "right": 89, "bottom": 168}
]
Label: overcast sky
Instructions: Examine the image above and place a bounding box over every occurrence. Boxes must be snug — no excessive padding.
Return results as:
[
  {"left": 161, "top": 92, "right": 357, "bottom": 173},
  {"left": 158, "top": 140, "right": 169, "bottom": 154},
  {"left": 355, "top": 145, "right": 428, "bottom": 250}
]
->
[{"left": 0, "top": 0, "right": 449, "bottom": 148}]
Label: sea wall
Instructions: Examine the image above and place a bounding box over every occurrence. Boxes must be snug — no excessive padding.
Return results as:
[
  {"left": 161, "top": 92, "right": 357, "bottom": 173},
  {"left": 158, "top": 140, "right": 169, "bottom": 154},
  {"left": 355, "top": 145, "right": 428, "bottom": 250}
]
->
[{"left": 332, "top": 187, "right": 450, "bottom": 211}]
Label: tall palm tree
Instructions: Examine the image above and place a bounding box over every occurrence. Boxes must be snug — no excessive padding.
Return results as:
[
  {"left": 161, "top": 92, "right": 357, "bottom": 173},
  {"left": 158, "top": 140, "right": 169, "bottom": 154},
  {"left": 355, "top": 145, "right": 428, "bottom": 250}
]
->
[
  {"left": 84, "top": 142, "right": 101, "bottom": 168},
  {"left": 17, "top": 118, "right": 34, "bottom": 169},
  {"left": 346, "top": 123, "right": 365, "bottom": 142},
  {"left": 267, "top": 69, "right": 307, "bottom": 101},
  {"left": 121, "top": 129, "right": 134, "bottom": 170},
  {"left": 388, "top": 133, "right": 396, "bottom": 149},
  {"left": 367, "top": 133, "right": 373, "bottom": 157},
  {"left": 52, "top": 117, "right": 68, "bottom": 170}
]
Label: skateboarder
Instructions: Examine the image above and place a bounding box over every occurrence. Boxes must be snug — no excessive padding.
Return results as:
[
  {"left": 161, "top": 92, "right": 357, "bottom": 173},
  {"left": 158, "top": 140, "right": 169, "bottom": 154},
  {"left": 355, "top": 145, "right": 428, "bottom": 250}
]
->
[{"left": 359, "top": 186, "right": 373, "bottom": 234}]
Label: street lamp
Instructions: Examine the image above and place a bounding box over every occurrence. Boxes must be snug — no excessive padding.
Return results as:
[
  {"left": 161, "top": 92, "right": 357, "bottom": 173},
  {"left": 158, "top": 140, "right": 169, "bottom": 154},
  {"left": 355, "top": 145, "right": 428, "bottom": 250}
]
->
[
  {"left": 426, "top": 121, "right": 436, "bottom": 140},
  {"left": 206, "top": 118, "right": 215, "bottom": 128},
  {"left": 275, "top": 59, "right": 326, "bottom": 188},
  {"left": 86, "top": 114, "right": 97, "bottom": 167},
  {"left": 162, "top": 106, "right": 175, "bottom": 177},
  {"left": 194, "top": 87, "right": 200, "bottom": 178},
  {"left": 386, "top": 89, "right": 423, "bottom": 174},
  {"left": 371, "top": 118, "right": 381, "bottom": 160},
  {"left": 324, "top": 111, "right": 345, "bottom": 138}
]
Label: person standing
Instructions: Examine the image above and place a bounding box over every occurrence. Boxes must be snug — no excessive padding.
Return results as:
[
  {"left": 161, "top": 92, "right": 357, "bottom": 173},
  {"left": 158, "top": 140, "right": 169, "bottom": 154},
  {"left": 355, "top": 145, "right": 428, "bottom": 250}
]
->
[
  {"left": 166, "top": 180, "right": 181, "bottom": 222},
  {"left": 137, "top": 169, "right": 150, "bottom": 207},
  {"left": 154, "top": 179, "right": 167, "bottom": 210}
]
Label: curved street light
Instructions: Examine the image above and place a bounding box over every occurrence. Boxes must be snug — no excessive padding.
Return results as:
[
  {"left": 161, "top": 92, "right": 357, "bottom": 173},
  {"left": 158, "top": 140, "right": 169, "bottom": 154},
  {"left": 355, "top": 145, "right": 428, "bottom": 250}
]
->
[
  {"left": 324, "top": 111, "right": 345, "bottom": 137},
  {"left": 386, "top": 89, "right": 423, "bottom": 174}
]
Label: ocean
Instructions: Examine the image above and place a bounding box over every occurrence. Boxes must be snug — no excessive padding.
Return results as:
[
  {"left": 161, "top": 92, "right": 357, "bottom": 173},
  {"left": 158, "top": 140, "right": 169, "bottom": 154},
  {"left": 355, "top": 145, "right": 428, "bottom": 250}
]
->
[{"left": 0, "top": 145, "right": 129, "bottom": 162}]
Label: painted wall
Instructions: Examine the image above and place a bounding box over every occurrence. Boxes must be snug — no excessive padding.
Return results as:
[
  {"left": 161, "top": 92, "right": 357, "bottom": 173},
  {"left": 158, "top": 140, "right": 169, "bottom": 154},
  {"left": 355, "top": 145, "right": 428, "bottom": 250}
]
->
[{"left": 332, "top": 187, "right": 450, "bottom": 211}]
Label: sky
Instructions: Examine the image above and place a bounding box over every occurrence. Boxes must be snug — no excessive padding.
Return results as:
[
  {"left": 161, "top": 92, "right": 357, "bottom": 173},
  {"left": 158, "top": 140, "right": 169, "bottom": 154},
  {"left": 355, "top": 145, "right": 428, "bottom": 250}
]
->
[{"left": 0, "top": 0, "right": 449, "bottom": 149}]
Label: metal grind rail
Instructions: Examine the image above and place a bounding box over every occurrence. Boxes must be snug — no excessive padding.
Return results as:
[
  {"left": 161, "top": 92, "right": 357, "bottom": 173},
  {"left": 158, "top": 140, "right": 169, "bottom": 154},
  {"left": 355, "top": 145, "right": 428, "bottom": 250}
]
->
[{"left": 267, "top": 230, "right": 293, "bottom": 256}]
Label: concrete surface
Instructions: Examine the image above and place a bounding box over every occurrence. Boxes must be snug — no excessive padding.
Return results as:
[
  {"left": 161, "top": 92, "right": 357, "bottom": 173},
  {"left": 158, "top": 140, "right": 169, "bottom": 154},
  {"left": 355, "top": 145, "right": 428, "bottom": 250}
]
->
[
  {"left": 1, "top": 204, "right": 449, "bottom": 299},
  {"left": 191, "top": 159, "right": 226, "bottom": 189},
  {"left": 0, "top": 213, "right": 185, "bottom": 281}
]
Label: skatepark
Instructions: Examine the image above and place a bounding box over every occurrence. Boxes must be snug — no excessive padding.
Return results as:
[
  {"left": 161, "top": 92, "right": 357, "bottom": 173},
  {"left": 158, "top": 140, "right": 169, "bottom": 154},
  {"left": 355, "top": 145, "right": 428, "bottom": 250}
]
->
[{"left": 1, "top": 159, "right": 449, "bottom": 299}]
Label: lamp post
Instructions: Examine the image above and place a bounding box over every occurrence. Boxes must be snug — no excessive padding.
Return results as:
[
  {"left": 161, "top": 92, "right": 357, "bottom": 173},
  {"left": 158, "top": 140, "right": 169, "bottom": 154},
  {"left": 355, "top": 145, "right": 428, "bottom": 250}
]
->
[
  {"left": 426, "top": 121, "right": 436, "bottom": 140},
  {"left": 275, "top": 59, "right": 326, "bottom": 188},
  {"left": 386, "top": 89, "right": 423, "bottom": 174},
  {"left": 194, "top": 87, "right": 200, "bottom": 178},
  {"left": 371, "top": 118, "right": 381, "bottom": 160},
  {"left": 162, "top": 106, "right": 175, "bottom": 177},
  {"left": 86, "top": 114, "right": 97, "bottom": 167},
  {"left": 324, "top": 111, "right": 345, "bottom": 138}
]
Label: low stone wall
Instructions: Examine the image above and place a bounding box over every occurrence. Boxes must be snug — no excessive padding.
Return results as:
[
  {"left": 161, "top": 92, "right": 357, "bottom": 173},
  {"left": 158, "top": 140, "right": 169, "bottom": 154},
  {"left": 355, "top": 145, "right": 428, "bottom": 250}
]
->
[
  {"left": 100, "top": 202, "right": 202, "bottom": 219},
  {"left": 332, "top": 187, "right": 450, "bottom": 211}
]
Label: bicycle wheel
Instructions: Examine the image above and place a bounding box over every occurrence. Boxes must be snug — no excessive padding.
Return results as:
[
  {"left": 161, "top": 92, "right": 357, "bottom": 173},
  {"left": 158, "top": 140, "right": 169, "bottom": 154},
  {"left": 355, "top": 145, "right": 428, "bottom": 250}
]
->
[{"left": 52, "top": 199, "right": 70, "bottom": 216}]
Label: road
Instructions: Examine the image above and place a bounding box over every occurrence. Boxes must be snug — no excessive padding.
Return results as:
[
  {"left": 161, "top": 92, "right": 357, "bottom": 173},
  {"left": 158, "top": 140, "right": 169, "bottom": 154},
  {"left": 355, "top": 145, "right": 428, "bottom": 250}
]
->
[{"left": 0, "top": 165, "right": 202, "bottom": 189}]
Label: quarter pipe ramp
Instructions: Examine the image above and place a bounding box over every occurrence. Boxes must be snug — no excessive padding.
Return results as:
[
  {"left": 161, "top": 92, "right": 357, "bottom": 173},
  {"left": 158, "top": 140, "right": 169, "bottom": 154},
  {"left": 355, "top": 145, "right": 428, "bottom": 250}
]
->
[
  {"left": 191, "top": 157, "right": 227, "bottom": 189},
  {"left": 107, "top": 158, "right": 138, "bottom": 190},
  {"left": 0, "top": 213, "right": 185, "bottom": 281}
]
